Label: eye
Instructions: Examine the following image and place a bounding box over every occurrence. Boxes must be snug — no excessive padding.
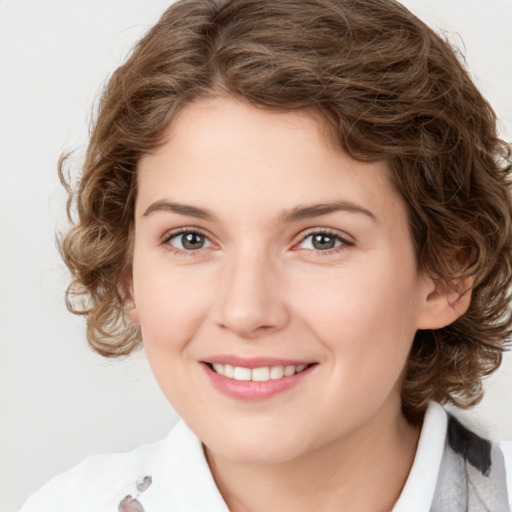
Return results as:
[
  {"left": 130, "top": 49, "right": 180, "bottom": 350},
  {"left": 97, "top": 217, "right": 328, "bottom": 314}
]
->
[
  {"left": 297, "top": 231, "right": 352, "bottom": 251},
  {"left": 164, "top": 229, "right": 214, "bottom": 251}
]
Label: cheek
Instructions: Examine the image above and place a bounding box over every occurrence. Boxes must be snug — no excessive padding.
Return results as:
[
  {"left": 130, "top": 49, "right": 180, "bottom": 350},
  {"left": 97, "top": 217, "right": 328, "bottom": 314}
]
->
[
  {"left": 133, "top": 266, "right": 215, "bottom": 411},
  {"left": 295, "top": 259, "right": 420, "bottom": 375},
  {"left": 133, "top": 262, "right": 213, "bottom": 352}
]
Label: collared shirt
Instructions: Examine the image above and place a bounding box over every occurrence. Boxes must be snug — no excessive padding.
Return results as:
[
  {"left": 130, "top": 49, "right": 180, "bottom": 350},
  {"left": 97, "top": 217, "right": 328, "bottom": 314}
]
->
[{"left": 19, "top": 403, "right": 512, "bottom": 511}]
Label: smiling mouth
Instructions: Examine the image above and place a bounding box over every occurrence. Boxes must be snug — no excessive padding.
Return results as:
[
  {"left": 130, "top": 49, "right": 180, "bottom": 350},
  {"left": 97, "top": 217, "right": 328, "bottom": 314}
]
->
[
  {"left": 202, "top": 360, "right": 317, "bottom": 400},
  {"left": 206, "top": 362, "right": 314, "bottom": 382}
]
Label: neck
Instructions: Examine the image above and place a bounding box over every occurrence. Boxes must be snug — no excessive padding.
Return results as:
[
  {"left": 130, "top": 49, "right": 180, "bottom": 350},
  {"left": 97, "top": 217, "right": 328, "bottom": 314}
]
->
[{"left": 205, "top": 400, "right": 421, "bottom": 512}]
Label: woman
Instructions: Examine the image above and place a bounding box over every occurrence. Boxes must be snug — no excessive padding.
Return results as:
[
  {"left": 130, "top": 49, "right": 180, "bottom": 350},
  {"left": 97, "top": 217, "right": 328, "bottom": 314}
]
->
[{"left": 19, "top": 0, "right": 512, "bottom": 510}]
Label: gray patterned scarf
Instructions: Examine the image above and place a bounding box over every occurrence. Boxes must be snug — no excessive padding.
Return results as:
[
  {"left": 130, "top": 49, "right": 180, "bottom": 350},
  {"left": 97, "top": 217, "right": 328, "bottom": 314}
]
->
[{"left": 431, "top": 415, "right": 509, "bottom": 511}]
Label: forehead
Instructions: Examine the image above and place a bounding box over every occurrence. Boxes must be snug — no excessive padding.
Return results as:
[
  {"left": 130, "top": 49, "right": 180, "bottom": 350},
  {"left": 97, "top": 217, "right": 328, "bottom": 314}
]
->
[{"left": 136, "top": 96, "right": 403, "bottom": 224}]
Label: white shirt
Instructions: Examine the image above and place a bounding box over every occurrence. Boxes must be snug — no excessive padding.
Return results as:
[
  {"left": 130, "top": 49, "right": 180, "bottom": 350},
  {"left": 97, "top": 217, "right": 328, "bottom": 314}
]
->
[{"left": 19, "top": 402, "right": 512, "bottom": 511}]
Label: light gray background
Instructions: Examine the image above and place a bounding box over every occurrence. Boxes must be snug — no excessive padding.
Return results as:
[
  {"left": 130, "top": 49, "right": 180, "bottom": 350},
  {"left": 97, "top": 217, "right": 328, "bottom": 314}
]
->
[{"left": 1, "top": 1, "right": 511, "bottom": 511}]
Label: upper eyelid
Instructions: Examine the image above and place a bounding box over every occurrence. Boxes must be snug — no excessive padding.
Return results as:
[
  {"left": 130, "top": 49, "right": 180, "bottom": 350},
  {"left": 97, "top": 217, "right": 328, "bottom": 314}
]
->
[
  {"left": 162, "top": 226, "right": 212, "bottom": 243},
  {"left": 296, "top": 227, "right": 354, "bottom": 244}
]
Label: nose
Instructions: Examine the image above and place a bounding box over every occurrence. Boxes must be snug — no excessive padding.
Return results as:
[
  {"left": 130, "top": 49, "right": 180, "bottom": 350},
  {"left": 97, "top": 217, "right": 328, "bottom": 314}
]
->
[{"left": 214, "top": 249, "right": 290, "bottom": 339}]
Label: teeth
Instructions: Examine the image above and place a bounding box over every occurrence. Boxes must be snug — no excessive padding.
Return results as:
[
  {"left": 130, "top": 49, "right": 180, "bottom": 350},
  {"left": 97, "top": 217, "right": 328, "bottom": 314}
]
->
[
  {"left": 252, "top": 367, "right": 270, "bottom": 381},
  {"left": 211, "top": 363, "right": 308, "bottom": 381},
  {"left": 224, "top": 364, "right": 235, "bottom": 378},
  {"left": 284, "top": 365, "right": 296, "bottom": 377},
  {"left": 270, "top": 366, "right": 284, "bottom": 379},
  {"left": 234, "top": 367, "right": 252, "bottom": 381}
]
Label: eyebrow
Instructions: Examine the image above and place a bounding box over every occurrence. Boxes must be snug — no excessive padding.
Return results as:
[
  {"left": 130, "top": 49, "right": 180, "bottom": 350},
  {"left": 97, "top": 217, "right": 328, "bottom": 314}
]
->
[
  {"left": 142, "top": 200, "right": 377, "bottom": 223},
  {"left": 279, "top": 201, "right": 377, "bottom": 223},
  {"left": 142, "top": 201, "right": 216, "bottom": 221}
]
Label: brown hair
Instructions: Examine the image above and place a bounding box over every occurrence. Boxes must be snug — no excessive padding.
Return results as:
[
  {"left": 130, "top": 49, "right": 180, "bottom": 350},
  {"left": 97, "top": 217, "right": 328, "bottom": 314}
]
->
[{"left": 60, "top": 0, "right": 512, "bottom": 423}]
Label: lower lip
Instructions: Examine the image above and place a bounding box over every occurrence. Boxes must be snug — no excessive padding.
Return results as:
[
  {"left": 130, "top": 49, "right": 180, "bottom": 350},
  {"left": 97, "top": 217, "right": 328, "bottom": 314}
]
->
[{"left": 202, "top": 363, "right": 315, "bottom": 400}]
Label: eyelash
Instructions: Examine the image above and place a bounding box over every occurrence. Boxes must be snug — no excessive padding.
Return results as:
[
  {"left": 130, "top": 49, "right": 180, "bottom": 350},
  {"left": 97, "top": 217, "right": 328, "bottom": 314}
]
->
[
  {"left": 296, "top": 229, "right": 354, "bottom": 256},
  {"left": 161, "top": 227, "right": 214, "bottom": 256},
  {"left": 161, "top": 228, "right": 354, "bottom": 256}
]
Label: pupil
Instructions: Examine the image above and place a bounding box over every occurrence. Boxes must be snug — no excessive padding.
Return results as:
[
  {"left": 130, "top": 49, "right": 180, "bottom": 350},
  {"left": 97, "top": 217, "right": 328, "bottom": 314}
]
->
[
  {"left": 312, "top": 234, "right": 335, "bottom": 250},
  {"left": 182, "top": 233, "right": 204, "bottom": 250}
]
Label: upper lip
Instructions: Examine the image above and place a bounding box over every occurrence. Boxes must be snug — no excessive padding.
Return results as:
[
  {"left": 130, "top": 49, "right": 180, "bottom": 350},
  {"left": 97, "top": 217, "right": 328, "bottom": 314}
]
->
[{"left": 202, "top": 355, "right": 316, "bottom": 369}]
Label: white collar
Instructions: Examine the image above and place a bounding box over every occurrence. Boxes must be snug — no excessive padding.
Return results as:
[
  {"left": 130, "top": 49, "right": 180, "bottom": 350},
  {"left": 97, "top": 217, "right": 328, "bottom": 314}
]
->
[
  {"left": 392, "top": 402, "right": 447, "bottom": 511},
  {"left": 144, "top": 420, "right": 229, "bottom": 511}
]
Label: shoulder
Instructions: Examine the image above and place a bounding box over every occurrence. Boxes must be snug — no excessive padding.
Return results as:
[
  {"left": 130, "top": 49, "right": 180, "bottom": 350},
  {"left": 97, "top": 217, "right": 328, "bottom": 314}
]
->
[
  {"left": 394, "top": 403, "right": 512, "bottom": 512},
  {"left": 434, "top": 413, "right": 512, "bottom": 511},
  {"left": 18, "top": 420, "right": 226, "bottom": 512},
  {"left": 18, "top": 431, "right": 170, "bottom": 512}
]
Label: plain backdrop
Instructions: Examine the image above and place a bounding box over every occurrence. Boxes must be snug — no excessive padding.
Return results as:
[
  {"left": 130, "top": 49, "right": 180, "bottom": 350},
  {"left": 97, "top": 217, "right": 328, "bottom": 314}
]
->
[{"left": 1, "top": 1, "right": 511, "bottom": 511}]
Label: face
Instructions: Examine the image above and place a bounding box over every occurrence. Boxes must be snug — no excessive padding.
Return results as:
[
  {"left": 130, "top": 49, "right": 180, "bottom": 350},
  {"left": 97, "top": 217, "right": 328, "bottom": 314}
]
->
[{"left": 129, "top": 96, "right": 437, "bottom": 465}]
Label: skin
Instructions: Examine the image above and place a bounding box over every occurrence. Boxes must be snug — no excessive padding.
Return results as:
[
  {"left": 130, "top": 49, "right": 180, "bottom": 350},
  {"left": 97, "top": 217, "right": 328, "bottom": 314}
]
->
[{"left": 128, "top": 96, "right": 469, "bottom": 512}]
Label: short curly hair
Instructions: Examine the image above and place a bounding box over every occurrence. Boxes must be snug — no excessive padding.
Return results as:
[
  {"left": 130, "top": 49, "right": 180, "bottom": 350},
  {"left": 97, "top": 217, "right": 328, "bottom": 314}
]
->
[{"left": 59, "top": 0, "right": 512, "bottom": 423}]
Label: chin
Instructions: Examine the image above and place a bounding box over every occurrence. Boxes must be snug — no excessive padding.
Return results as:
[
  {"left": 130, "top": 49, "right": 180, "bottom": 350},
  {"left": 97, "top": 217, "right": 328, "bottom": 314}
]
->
[{"left": 205, "top": 428, "right": 313, "bottom": 466}]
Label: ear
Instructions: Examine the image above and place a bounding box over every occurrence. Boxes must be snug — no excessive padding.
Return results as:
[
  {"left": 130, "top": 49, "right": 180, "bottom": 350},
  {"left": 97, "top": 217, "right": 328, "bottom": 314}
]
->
[
  {"left": 416, "top": 275, "right": 474, "bottom": 330},
  {"left": 121, "top": 268, "right": 140, "bottom": 325}
]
